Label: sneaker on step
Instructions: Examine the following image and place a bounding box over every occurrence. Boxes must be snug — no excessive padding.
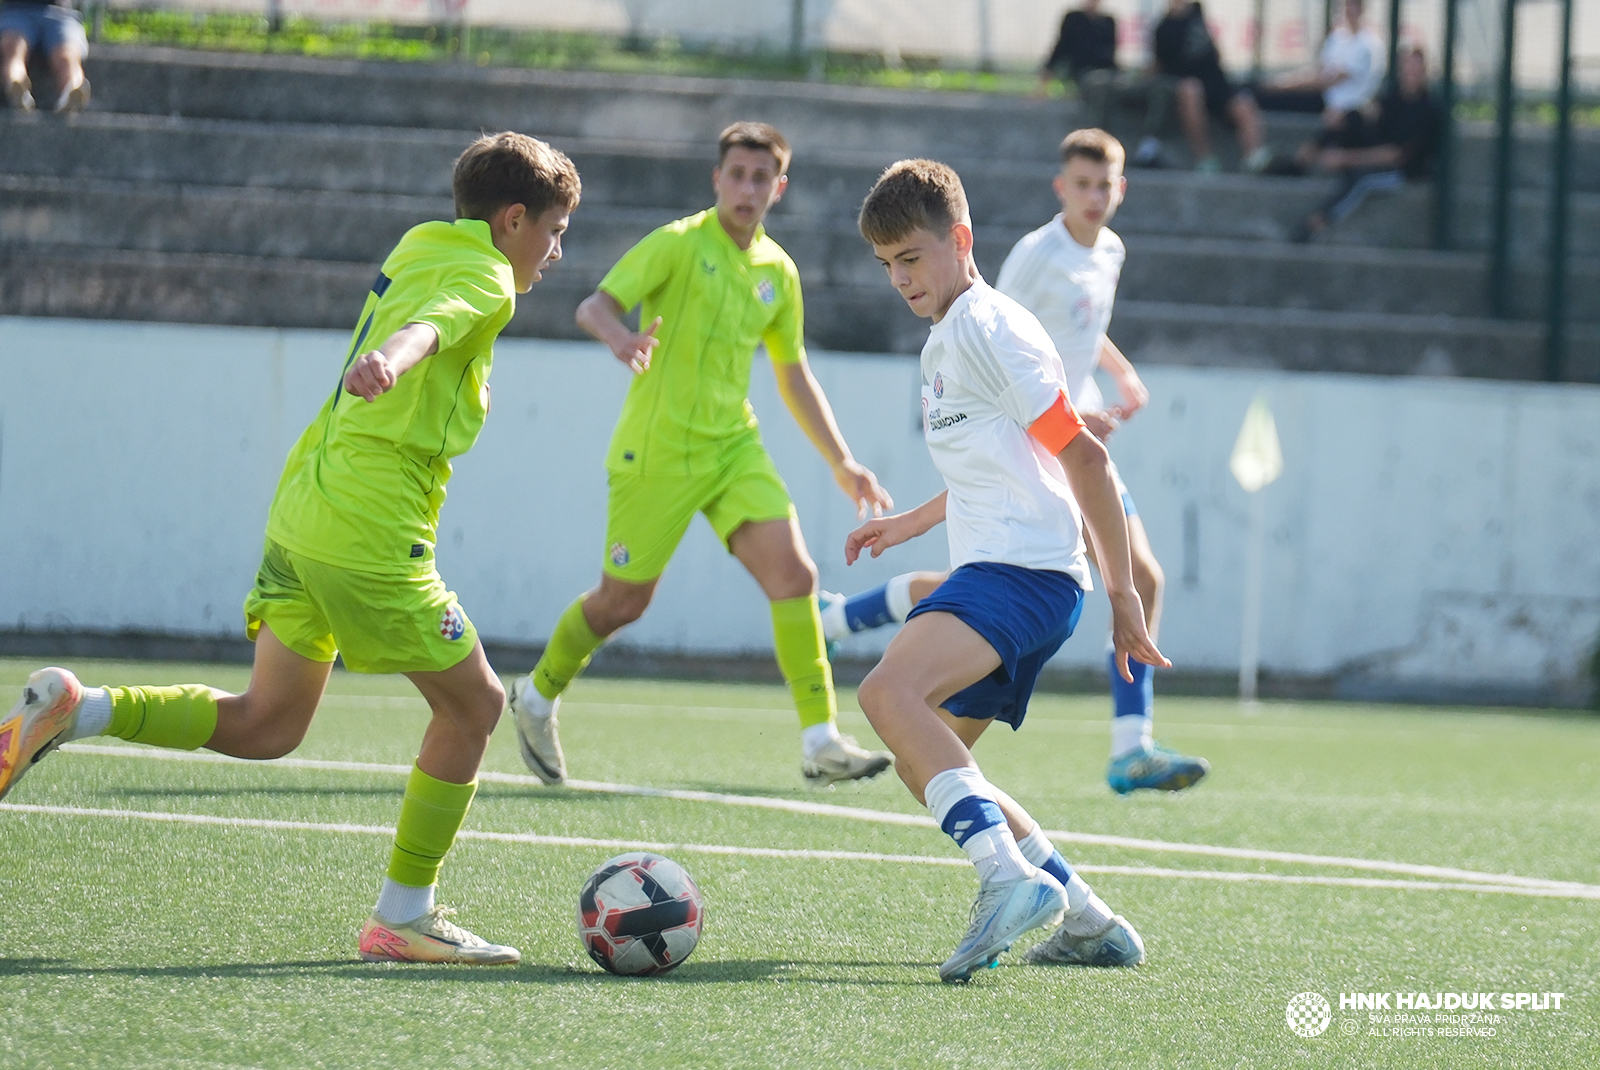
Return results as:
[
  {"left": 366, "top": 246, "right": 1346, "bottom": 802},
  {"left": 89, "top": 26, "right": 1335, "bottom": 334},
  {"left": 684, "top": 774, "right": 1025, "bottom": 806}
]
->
[
  {"left": 509, "top": 675, "right": 565, "bottom": 785},
  {"left": 358, "top": 906, "right": 520, "bottom": 964},
  {"left": 0, "top": 667, "right": 84, "bottom": 802},
  {"left": 1106, "top": 743, "right": 1209, "bottom": 794},
  {"left": 939, "top": 871, "right": 1065, "bottom": 983},
  {"left": 4, "top": 76, "right": 34, "bottom": 112},
  {"left": 54, "top": 78, "right": 89, "bottom": 114},
  {"left": 1131, "top": 135, "right": 1163, "bottom": 168},
  {"left": 801, "top": 734, "right": 891, "bottom": 786},
  {"left": 1024, "top": 913, "right": 1145, "bottom": 967}
]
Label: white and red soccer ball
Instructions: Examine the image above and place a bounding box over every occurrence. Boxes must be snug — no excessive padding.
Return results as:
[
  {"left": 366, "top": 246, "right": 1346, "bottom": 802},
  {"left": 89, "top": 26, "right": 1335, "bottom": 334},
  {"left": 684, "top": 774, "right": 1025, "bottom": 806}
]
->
[{"left": 577, "top": 852, "right": 703, "bottom": 976}]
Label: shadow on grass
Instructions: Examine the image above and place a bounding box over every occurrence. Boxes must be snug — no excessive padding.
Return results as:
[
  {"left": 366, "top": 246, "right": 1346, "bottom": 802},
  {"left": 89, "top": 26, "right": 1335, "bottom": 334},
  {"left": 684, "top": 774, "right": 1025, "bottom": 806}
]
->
[{"left": 0, "top": 956, "right": 939, "bottom": 986}]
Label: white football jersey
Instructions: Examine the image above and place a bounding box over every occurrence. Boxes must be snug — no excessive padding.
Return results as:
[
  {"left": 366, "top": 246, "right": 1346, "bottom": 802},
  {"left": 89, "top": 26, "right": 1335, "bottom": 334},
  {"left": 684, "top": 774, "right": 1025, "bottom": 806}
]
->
[
  {"left": 919, "top": 279, "right": 1092, "bottom": 588},
  {"left": 995, "top": 217, "right": 1124, "bottom": 415}
]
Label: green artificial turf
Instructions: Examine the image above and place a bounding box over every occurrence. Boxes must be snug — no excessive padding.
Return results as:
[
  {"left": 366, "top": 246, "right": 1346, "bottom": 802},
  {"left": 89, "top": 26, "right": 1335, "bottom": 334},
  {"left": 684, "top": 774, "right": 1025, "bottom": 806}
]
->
[{"left": 1, "top": 657, "right": 1595, "bottom": 1069}]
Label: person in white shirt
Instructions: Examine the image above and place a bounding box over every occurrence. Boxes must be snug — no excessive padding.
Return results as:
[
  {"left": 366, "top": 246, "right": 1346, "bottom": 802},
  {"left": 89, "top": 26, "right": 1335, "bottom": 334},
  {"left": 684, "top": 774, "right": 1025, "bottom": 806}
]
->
[
  {"left": 822, "top": 130, "right": 1209, "bottom": 795},
  {"left": 1257, "top": 0, "right": 1386, "bottom": 162},
  {"left": 847, "top": 157, "right": 1168, "bottom": 982}
]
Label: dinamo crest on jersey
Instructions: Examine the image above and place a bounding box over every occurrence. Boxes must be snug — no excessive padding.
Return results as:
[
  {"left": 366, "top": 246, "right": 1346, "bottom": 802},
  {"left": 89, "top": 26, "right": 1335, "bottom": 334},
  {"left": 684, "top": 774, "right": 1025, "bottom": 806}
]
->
[{"left": 756, "top": 278, "right": 776, "bottom": 305}]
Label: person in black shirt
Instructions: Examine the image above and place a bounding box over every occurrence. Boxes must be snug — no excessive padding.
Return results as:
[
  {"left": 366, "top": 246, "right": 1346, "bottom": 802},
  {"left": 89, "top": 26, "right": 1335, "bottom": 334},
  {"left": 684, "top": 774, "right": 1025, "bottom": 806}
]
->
[
  {"left": 1151, "top": 0, "right": 1270, "bottom": 172},
  {"left": 1, "top": 0, "right": 89, "bottom": 112},
  {"left": 1294, "top": 45, "right": 1444, "bottom": 241},
  {"left": 1039, "top": 1, "right": 1167, "bottom": 167},
  {"left": 1041, "top": 0, "right": 1118, "bottom": 86}
]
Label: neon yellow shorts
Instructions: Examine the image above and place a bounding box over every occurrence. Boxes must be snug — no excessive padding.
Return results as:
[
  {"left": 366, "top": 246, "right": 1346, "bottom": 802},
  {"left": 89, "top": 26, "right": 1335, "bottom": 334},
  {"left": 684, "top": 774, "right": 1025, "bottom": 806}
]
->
[
  {"left": 242, "top": 539, "right": 478, "bottom": 675},
  {"left": 602, "top": 441, "right": 795, "bottom": 583}
]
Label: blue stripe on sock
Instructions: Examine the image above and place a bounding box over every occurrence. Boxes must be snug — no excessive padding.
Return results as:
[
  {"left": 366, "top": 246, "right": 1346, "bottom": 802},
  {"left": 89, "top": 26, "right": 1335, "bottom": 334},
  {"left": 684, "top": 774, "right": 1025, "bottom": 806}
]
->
[
  {"left": 1039, "top": 850, "right": 1074, "bottom": 887},
  {"left": 1108, "top": 651, "right": 1154, "bottom": 720},
  {"left": 844, "top": 584, "right": 894, "bottom": 632},
  {"left": 940, "top": 795, "right": 1005, "bottom": 846}
]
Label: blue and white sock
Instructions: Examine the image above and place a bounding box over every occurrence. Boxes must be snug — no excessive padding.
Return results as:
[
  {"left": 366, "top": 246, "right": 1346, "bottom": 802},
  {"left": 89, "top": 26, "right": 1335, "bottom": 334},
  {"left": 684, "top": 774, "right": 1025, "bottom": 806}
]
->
[
  {"left": 1109, "top": 650, "right": 1154, "bottom": 759},
  {"left": 1016, "top": 825, "right": 1075, "bottom": 890},
  {"left": 375, "top": 877, "right": 435, "bottom": 925},
  {"left": 925, "top": 767, "right": 1030, "bottom": 884},
  {"left": 825, "top": 573, "right": 918, "bottom": 640}
]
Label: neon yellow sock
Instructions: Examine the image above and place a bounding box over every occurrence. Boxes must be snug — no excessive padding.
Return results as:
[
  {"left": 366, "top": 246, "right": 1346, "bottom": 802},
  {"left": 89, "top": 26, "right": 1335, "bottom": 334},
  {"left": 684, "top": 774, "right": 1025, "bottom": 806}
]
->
[
  {"left": 772, "top": 594, "right": 836, "bottom": 730},
  {"left": 106, "top": 685, "right": 218, "bottom": 750},
  {"left": 531, "top": 595, "right": 605, "bottom": 700},
  {"left": 387, "top": 764, "right": 477, "bottom": 889}
]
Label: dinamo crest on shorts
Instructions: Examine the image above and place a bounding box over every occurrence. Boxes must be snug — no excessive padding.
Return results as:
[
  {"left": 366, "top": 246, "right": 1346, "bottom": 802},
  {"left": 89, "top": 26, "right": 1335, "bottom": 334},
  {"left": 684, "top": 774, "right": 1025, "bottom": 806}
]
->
[{"left": 439, "top": 604, "right": 467, "bottom": 641}]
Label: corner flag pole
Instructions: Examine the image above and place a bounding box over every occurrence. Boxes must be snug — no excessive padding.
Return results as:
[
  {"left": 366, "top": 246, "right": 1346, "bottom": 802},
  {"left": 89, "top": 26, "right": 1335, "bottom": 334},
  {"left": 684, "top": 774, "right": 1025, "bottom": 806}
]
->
[{"left": 1230, "top": 394, "right": 1283, "bottom": 703}]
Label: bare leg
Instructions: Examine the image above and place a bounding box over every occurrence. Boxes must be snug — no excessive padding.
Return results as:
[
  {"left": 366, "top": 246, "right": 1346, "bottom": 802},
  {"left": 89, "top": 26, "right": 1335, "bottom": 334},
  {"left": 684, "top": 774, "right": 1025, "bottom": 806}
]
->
[
  {"left": 48, "top": 44, "right": 84, "bottom": 97},
  {"left": 204, "top": 624, "right": 334, "bottom": 759},
  {"left": 1229, "top": 92, "right": 1264, "bottom": 156},
  {"left": 407, "top": 642, "right": 506, "bottom": 784},
  {"left": 1174, "top": 77, "right": 1211, "bottom": 161},
  {"left": 857, "top": 611, "right": 1001, "bottom": 797},
  {"left": 906, "top": 570, "right": 948, "bottom": 606},
  {"left": 578, "top": 571, "right": 660, "bottom": 637},
  {"left": 728, "top": 516, "right": 817, "bottom": 601},
  {"left": 1, "top": 31, "right": 28, "bottom": 89}
]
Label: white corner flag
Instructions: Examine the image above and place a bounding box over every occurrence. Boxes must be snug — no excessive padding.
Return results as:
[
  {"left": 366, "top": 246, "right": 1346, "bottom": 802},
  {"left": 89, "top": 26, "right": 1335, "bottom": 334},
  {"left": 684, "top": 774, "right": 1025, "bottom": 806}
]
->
[
  {"left": 1230, "top": 395, "right": 1283, "bottom": 493},
  {"left": 1231, "top": 394, "right": 1281, "bottom": 703}
]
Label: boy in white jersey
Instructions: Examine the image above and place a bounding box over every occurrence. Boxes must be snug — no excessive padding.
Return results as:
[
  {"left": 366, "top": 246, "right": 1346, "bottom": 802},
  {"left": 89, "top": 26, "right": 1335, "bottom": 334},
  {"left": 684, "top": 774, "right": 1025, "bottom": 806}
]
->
[
  {"left": 850, "top": 159, "right": 1168, "bottom": 981},
  {"left": 824, "top": 130, "right": 1208, "bottom": 795}
]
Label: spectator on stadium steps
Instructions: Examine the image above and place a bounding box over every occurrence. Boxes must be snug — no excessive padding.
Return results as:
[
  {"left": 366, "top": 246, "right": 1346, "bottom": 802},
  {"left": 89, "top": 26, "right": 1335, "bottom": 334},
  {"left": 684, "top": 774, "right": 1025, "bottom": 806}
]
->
[
  {"left": 1151, "top": 0, "right": 1271, "bottom": 173},
  {"left": 1292, "top": 45, "right": 1443, "bottom": 242},
  {"left": 1254, "top": 0, "right": 1384, "bottom": 135},
  {"left": 1, "top": 0, "right": 89, "bottom": 113},
  {"left": 1038, "top": 0, "right": 1165, "bottom": 168}
]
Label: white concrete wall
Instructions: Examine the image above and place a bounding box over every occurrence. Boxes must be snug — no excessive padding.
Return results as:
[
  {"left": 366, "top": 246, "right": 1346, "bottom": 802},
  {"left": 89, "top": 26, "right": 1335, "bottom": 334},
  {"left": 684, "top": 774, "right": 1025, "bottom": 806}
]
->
[{"left": 3, "top": 317, "right": 1598, "bottom": 699}]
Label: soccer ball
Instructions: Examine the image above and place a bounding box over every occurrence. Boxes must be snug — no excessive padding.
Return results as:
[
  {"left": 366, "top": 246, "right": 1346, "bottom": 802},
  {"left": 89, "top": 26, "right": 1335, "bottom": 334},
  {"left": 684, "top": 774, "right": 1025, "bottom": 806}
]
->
[{"left": 577, "top": 852, "right": 704, "bottom": 976}]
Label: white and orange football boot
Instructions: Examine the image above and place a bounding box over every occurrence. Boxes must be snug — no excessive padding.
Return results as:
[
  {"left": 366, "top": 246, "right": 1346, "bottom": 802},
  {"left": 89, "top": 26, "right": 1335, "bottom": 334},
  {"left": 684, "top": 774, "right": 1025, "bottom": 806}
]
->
[
  {"left": 358, "top": 906, "right": 520, "bottom": 965},
  {"left": 0, "top": 667, "right": 84, "bottom": 802}
]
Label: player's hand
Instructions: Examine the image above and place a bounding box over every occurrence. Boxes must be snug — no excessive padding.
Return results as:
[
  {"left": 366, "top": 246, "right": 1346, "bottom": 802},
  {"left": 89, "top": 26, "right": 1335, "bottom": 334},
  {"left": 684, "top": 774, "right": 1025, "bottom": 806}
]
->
[
  {"left": 344, "top": 350, "right": 397, "bottom": 401},
  {"left": 611, "top": 316, "right": 662, "bottom": 375},
  {"left": 833, "top": 459, "right": 893, "bottom": 519},
  {"left": 1107, "top": 588, "right": 1170, "bottom": 682},
  {"left": 1082, "top": 410, "right": 1120, "bottom": 442},
  {"left": 1108, "top": 371, "right": 1149, "bottom": 420},
  {"left": 844, "top": 512, "right": 917, "bottom": 565}
]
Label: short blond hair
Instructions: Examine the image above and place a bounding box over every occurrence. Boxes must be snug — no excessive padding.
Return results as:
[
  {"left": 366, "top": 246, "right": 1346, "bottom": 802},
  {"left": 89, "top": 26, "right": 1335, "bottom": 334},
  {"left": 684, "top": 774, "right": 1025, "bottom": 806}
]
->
[
  {"left": 1060, "top": 128, "right": 1125, "bottom": 169},
  {"left": 453, "top": 132, "right": 581, "bottom": 222},
  {"left": 857, "top": 159, "right": 970, "bottom": 246},
  {"left": 718, "top": 121, "right": 792, "bottom": 174}
]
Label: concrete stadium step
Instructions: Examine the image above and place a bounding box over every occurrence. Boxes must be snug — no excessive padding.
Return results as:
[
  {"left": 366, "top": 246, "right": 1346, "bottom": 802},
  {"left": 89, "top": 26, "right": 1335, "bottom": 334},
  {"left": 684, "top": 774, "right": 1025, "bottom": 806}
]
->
[
  {"left": 8, "top": 247, "right": 1594, "bottom": 381},
  {"left": 11, "top": 173, "right": 1591, "bottom": 325},
  {"left": 7, "top": 111, "right": 1598, "bottom": 258},
  {"left": 83, "top": 46, "right": 1600, "bottom": 193}
]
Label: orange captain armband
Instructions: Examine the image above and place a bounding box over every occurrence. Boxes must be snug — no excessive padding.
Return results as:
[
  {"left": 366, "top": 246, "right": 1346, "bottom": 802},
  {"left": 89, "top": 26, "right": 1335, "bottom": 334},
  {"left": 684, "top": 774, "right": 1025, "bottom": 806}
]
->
[{"left": 1028, "top": 391, "right": 1085, "bottom": 454}]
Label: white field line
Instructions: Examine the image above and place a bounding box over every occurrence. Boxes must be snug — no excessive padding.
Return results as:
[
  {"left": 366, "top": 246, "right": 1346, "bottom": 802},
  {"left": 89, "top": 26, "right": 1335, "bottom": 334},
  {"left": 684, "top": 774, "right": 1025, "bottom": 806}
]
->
[
  {"left": 6, "top": 801, "right": 1600, "bottom": 902},
  {"left": 51, "top": 743, "right": 1600, "bottom": 897}
]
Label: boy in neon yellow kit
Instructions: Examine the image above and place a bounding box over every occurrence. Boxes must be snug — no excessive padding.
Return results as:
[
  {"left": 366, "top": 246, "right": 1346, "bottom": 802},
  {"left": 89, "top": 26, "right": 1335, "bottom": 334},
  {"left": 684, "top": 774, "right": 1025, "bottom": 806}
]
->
[
  {"left": 511, "top": 122, "right": 896, "bottom": 787},
  {"left": 0, "top": 132, "right": 580, "bottom": 964}
]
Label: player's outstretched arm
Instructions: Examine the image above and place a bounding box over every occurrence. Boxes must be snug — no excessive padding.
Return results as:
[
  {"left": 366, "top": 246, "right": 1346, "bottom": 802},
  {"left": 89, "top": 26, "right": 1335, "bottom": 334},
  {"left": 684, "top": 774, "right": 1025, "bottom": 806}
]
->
[
  {"left": 343, "top": 322, "right": 440, "bottom": 402},
  {"left": 575, "top": 290, "right": 660, "bottom": 375},
  {"left": 1096, "top": 336, "right": 1149, "bottom": 421},
  {"left": 773, "top": 359, "right": 894, "bottom": 518},
  {"left": 1056, "top": 433, "right": 1170, "bottom": 680},
  {"left": 844, "top": 492, "right": 947, "bottom": 565}
]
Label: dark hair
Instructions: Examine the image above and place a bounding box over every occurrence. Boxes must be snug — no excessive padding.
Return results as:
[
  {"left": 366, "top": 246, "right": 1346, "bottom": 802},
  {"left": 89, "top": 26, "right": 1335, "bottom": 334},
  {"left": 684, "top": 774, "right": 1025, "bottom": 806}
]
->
[
  {"left": 857, "top": 158, "right": 970, "bottom": 246},
  {"left": 717, "top": 121, "right": 792, "bottom": 174},
  {"left": 453, "top": 132, "right": 581, "bottom": 222},
  {"left": 1060, "top": 128, "right": 1126, "bottom": 169}
]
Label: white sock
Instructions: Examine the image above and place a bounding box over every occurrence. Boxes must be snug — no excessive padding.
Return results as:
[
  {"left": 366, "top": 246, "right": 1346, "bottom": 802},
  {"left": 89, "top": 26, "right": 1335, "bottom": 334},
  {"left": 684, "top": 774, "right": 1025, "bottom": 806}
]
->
[
  {"left": 961, "top": 823, "right": 1031, "bottom": 883},
  {"left": 1111, "top": 715, "right": 1153, "bottom": 759},
  {"left": 1058, "top": 872, "right": 1117, "bottom": 936},
  {"left": 801, "top": 720, "right": 841, "bottom": 759},
  {"left": 885, "top": 572, "right": 917, "bottom": 623},
  {"left": 375, "top": 877, "right": 435, "bottom": 925},
  {"left": 818, "top": 596, "right": 849, "bottom": 642},
  {"left": 1015, "top": 824, "right": 1055, "bottom": 868},
  {"left": 69, "top": 687, "right": 113, "bottom": 740}
]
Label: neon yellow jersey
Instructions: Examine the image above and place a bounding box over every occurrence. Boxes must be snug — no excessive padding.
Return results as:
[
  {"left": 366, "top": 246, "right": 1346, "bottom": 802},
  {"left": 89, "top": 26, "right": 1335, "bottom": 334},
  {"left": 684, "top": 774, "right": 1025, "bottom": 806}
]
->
[
  {"left": 266, "top": 218, "right": 517, "bottom": 574},
  {"left": 599, "top": 207, "right": 805, "bottom": 476}
]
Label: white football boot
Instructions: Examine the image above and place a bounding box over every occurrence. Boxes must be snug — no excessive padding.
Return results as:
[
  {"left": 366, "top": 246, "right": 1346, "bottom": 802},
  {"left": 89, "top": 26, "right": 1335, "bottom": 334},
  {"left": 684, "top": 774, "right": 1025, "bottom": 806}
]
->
[
  {"left": 801, "top": 734, "right": 893, "bottom": 787},
  {"left": 509, "top": 675, "right": 566, "bottom": 785},
  {"left": 0, "top": 667, "right": 84, "bottom": 802}
]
